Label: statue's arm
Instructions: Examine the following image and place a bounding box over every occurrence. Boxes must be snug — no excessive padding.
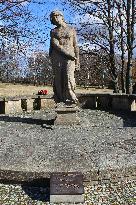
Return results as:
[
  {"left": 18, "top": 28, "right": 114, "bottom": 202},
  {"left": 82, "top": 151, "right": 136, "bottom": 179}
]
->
[{"left": 50, "top": 30, "right": 76, "bottom": 60}]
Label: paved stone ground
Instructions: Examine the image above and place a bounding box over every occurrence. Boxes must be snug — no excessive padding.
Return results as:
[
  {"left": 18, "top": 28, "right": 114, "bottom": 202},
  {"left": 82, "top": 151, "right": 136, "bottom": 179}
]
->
[
  {"left": 0, "top": 109, "right": 136, "bottom": 173},
  {"left": 0, "top": 109, "right": 136, "bottom": 204}
]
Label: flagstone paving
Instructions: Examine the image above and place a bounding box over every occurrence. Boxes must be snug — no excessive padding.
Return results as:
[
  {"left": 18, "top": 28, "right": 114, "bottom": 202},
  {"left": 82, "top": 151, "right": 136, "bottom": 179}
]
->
[
  {"left": 0, "top": 109, "right": 136, "bottom": 173},
  {"left": 0, "top": 109, "right": 136, "bottom": 204}
]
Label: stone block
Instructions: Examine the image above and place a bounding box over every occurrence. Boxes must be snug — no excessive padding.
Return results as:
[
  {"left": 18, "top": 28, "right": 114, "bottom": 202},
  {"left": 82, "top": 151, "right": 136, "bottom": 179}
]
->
[
  {"left": 50, "top": 172, "right": 84, "bottom": 203},
  {"left": 27, "top": 99, "right": 35, "bottom": 111},
  {"left": 40, "top": 98, "right": 56, "bottom": 109},
  {"left": 5, "top": 99, "right": 22, "bottom": 114},
  {"left": 97, "top": 95, "right": 112, "bottom": 110},
  {"left": 54, "top": 106, "right": 80, "bottom": 125},
  {"left": 112, "top": 95, "right": 130, "bottom": 111},
  {"left": 50, "top": 194, "right": 84, "bottom": 203}
]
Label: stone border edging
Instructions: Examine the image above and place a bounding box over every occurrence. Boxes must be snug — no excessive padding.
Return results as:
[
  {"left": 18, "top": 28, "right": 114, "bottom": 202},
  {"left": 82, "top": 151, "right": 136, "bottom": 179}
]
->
[
  {"left": 0, "top": 166, "right": 135, "bottom": 184},
  {"left": 0, "top": 93, "right": 136, "bottom": 114}
]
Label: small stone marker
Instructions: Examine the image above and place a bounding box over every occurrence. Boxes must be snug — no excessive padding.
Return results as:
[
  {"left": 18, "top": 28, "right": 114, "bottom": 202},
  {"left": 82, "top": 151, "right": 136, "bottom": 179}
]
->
[
  {"left": 50, "top": 172, "right": 84, "bottom": 203},
  {"left": 54, "top": 104, "right": 80, "bottom": 125}
]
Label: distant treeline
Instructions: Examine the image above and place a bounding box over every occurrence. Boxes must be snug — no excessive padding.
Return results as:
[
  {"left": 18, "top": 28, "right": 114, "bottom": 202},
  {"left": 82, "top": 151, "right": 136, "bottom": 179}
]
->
[{"left": 1, "top": 50, "right": 136, "bottom": 91}]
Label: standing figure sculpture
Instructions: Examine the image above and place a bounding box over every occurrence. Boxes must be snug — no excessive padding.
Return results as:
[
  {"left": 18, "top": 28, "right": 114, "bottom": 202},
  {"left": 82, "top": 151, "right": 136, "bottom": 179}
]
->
[{"left": 49, "top": 10, "right": 80, "bottom": 105}]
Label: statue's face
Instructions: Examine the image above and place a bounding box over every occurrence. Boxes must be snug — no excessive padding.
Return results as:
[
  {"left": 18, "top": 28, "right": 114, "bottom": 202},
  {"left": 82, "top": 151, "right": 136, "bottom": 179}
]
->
[{"left": 51, "top": 14, "right": 64, "bottom": 26}]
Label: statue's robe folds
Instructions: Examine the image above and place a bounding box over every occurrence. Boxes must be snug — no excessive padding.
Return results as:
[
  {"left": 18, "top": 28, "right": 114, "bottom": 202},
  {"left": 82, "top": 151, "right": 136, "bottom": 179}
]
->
[{"left": 49, "top": 25, "right": 78, "bottom": 104}]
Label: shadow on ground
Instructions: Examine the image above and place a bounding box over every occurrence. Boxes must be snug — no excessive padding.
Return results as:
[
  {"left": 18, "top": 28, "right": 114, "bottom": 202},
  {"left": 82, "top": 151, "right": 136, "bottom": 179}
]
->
[
  {"left": 0, "top": 177, "right": 50, "bottom": 202},
  {"left": 0, "top": 110, "right": 136, "bottom": 127},
  {"left": 21, "top": 178, "right": 50, "bottom": 202},
  {"left": 0, "top": 115, "right": 55, "bottom": 126},
  {"left": 108, "top": 111, "right": 136, "bottom": 127}
]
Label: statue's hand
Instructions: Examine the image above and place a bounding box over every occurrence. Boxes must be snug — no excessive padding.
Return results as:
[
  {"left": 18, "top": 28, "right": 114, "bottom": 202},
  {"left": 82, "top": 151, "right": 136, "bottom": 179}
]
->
[
  {"left": 66, "top": 53, "right": 76, "bottom": 61},
  {"left": 71, "top": 56, "right": 77, "bottom": 61}
]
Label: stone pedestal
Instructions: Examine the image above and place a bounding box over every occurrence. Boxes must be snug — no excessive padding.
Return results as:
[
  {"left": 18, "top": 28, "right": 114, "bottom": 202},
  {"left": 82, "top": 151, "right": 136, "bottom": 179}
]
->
[
  {"left": 50, "top": 172, "right": 84, "bottom": 203},
  {"left": 54, "top": 105, "right": 80, "bottom": 125}
]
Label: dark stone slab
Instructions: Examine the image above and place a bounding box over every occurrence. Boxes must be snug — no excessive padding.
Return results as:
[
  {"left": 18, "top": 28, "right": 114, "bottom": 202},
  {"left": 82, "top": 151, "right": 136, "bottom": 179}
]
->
[
  {"left": 50, "top": 172, "right": 84, "bottom": 195},
  {"left": 50, "top": 172, "right": 84, "bottom": 203}
]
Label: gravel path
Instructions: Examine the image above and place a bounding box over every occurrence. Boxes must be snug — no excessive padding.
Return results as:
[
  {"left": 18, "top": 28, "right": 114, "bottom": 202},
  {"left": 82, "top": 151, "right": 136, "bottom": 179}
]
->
[{"left": 0, "top": 179, "right": 135, "bottom": 205}]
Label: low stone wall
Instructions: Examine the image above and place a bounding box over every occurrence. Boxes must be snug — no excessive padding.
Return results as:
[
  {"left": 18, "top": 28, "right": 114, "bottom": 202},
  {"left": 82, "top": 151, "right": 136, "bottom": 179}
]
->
[
  {"left": 78, "top": 93, "right": 136, "bottom": 111},
  {"left": 111, "top": 94, "right": 136, "bottom": 111},
  {"left": 0, "top": 94, "right": 136, "bottom": 114},
  {"left": 78, "top": 94, "right": 97, "bottom": 109}
]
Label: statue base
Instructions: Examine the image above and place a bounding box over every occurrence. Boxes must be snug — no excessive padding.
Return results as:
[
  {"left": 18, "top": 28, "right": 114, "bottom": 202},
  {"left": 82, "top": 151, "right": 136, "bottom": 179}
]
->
[{"left": 54, "top": 104, "right": 80, "bottom": 126}]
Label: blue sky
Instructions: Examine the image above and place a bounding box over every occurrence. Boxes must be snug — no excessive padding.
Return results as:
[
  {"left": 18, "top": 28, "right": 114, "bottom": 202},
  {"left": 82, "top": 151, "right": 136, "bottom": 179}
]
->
[
  {"left": 25, "top": 0, "right": 78, "bottom": 53},
  {"left": 1, "top": 0, "right": 135, "bottom": 59},
  {"left": 0, "top": 0, "right": 81, "bottom": 75},
  {"left": 10, "top": 0, "right": 80, "bottom": 74}
]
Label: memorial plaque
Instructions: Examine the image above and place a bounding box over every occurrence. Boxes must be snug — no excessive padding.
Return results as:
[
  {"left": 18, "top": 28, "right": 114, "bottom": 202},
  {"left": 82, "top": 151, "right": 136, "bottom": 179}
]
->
[{"left": 50, "top": 172, "right": 84, "bottom": 203}]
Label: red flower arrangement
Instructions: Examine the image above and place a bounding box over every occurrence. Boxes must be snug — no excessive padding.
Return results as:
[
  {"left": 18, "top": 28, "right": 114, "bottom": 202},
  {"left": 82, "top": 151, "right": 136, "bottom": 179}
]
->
[{"left": 38, "top": 89, "right": 48, "bottom": 95}]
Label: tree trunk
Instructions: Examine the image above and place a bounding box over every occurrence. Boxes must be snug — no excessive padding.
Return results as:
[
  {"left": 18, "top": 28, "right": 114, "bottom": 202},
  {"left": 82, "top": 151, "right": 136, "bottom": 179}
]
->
[
  {"left": 118, "top": 3, "right": 126, "bottom": 93},
  {"left": 126, "top": 0, "right": 134, "bottom": 94},
  {"left": 126, "top": 56, "right": 133, "bottom": 94},
  {"left": 107, "top": 0, "right": 119, "bottom": 93},
  {"left": 121, "top": 56, "right": 126, "bottom": 93}
]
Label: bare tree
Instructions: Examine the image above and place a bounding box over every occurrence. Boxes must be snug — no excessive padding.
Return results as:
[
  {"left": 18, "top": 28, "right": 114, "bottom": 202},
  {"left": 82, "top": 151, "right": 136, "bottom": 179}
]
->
[
  {"left": 116, "top": 2, "right": 126, "bottom": 93},
  {"left": 66, "top": 0, "right": 120, "bottom": 92},
  {"left": 0, "top": 0, "right": 33, "bottom": 81},
  {"left": 125, "top": 0, "right": 136, "bottom": 94},
  {"left": 76, "top": 48, "right": 112, "bottom": 88},
  {"left": 28, "top": 51, "right": 52, "bottom": 85},
  {"left": 66, "top": 0, "right": 136, "bottom": 93},
  {"left": 0, "top": 0, "right": 56, "bottom": 83},
  {"left": 114, "top": 0, "right": 136, "bottom": 94}
]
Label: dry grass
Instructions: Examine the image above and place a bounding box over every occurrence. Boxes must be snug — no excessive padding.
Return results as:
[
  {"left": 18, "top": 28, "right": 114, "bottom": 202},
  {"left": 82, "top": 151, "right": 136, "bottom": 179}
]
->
[
  {"left": 0, "top": 83, "right": 53, "bottom": 97},
  {"left": 0, "top": 83, "right": 113, "bottom": 98}
]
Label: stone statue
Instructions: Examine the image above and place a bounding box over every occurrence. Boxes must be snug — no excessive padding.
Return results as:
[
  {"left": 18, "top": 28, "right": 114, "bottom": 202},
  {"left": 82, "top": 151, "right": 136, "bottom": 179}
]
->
[{"left": 49, "top": 10, "right": 80, "bottom": 105}]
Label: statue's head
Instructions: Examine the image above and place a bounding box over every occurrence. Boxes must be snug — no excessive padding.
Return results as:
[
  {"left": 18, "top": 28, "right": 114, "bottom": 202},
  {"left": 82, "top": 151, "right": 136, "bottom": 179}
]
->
[{"left": 50, "top": 10, "right": 65, "bottom": 26}]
